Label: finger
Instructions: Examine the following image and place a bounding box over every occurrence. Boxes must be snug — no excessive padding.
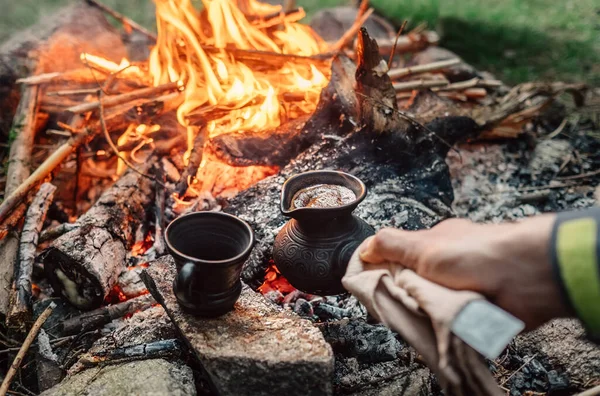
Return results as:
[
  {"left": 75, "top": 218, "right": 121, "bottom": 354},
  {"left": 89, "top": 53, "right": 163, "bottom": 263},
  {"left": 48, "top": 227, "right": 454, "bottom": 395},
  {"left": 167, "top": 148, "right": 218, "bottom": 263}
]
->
[{"left": 359, "top": 228, "right": 422, "bottom": 267}]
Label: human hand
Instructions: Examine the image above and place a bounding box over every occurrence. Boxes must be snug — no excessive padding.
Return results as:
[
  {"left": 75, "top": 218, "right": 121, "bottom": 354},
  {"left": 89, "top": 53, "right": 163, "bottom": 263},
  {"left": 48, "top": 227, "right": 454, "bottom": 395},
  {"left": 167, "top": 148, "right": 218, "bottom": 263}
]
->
[{"left": 358, "top": 215, "right": 572, "bottom": 329}]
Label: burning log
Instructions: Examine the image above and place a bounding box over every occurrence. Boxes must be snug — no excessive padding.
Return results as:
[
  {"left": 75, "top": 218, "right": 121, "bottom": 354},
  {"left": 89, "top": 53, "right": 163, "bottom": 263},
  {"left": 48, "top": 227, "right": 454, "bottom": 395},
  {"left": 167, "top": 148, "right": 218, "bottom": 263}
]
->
[
  {"left": 42, "top": 163, "right": 155, "bottom": 310},
  {"left": 7, "top": 183, "right": 57, "bottom": 329},
  {"left": 0, "top": 84, "right": 40, "bottom": 316},
  {"left": 60, "top": 293, "right": 155, "bottom": 335}
]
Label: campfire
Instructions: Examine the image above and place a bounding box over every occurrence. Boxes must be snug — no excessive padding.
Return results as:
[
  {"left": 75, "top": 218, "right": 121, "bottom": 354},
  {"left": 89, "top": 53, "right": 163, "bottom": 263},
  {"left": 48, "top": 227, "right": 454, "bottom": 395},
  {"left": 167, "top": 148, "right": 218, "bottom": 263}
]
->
[{"left": 0, "top": 0, "right": 596, "bottom": 395}]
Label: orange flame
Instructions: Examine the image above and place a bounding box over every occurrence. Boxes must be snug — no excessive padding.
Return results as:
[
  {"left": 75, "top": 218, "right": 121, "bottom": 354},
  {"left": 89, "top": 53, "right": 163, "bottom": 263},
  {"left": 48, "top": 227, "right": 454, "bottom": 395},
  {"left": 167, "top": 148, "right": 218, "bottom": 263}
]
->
[{"left": 149, "top": 0, "right": 330, "bottom": 156}]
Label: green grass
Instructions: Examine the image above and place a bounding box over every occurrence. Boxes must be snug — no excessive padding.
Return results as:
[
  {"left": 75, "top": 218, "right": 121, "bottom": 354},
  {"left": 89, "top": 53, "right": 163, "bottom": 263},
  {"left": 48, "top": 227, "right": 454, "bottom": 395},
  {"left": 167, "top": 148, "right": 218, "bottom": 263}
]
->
[
  {"left": 369, "top": 0, "right": 600, "bottom": 85},
  {"left": 1, "top": 0, "right": 598, "bottom": 85}
]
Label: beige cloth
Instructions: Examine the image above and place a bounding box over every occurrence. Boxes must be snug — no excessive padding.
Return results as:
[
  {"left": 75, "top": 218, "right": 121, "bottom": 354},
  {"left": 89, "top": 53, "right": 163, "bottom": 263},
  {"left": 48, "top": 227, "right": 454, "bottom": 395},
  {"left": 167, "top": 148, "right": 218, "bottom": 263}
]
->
[{"left": 342, "top": 248, "right": 503, "bottom": 396}]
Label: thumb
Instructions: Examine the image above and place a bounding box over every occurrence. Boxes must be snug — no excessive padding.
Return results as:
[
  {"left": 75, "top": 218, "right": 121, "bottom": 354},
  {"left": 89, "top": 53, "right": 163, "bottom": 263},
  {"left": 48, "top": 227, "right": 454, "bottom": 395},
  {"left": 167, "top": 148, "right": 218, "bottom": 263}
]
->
[{"left": 359, "top": 228, "right": 422, "bottom": 269}]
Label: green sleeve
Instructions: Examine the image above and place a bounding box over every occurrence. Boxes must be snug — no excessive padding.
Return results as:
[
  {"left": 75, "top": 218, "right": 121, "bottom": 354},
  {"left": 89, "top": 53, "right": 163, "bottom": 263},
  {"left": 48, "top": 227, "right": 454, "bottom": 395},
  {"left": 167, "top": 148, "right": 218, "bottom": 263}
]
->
[{"left": 551, "top": 207, "right": 600, "bottom": 339}]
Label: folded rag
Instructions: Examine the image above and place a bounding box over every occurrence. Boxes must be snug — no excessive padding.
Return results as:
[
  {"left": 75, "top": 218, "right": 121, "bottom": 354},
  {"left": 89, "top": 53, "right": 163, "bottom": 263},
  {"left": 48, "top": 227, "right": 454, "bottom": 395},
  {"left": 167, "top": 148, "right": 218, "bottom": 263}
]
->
[{"left": 342, "top": 247, "right": 503, "bottom": 396}]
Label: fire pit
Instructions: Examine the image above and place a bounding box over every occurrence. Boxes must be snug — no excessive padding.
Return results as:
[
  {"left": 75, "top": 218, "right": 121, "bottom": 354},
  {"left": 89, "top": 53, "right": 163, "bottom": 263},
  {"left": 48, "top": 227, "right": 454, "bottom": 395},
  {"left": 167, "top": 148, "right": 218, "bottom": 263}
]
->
[{"left": 0, "top": 0, "right": 597, "bottom": 395}]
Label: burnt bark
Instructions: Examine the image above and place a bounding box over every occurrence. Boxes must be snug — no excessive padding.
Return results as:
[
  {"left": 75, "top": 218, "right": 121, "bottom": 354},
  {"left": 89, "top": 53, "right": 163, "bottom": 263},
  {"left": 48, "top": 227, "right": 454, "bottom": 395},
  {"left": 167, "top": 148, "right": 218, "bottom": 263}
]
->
[{"left": 41, "top": 164, "right": 154, "bottom": 310}]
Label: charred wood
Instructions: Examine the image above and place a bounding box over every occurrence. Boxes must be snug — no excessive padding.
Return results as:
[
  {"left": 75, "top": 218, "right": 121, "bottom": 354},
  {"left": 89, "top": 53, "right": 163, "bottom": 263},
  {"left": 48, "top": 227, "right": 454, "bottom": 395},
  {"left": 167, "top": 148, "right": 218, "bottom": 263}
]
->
[
  {"left": 175, "top": 127, "right": 206, "bottom": 196},
  {"left": 60, "top": 293, "right": 155, "bottom": 335},
  {"left": 7, "top": 183, "right": 56, "bottom": 329},
  {"left": 42, "top": 164, "right": 155, "bottom": 310},
  {"left": 74, "top": 339, "right": 183, "bottom": 369}
]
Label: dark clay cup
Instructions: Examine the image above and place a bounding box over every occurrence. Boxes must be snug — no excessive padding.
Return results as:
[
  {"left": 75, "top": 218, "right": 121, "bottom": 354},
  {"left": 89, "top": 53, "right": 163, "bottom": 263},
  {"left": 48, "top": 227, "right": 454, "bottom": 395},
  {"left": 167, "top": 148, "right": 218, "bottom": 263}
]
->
[{"left": 165, "top": 212, "right": 254, "bottom": 317}]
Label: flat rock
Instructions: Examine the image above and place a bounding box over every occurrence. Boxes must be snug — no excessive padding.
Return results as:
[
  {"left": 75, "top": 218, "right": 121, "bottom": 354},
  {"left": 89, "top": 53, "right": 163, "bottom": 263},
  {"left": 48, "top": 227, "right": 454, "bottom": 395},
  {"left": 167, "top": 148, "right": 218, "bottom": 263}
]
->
[
  {"left": 41, "top": 359, "right": 195, "bottom": 396},
  {"left": 141, "top": 255, "right": 334, "bottom": 396}
]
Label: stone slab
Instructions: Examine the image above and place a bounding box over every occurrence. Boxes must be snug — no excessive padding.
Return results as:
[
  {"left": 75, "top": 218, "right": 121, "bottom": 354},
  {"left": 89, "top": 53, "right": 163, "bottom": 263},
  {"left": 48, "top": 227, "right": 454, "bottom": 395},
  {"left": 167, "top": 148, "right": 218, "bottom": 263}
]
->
[
  {"left": 41, "top": 359, "right": 195, "bottom": 396},
  {"left": 141, "top": 255, "right": 334, "bottom": 396}
]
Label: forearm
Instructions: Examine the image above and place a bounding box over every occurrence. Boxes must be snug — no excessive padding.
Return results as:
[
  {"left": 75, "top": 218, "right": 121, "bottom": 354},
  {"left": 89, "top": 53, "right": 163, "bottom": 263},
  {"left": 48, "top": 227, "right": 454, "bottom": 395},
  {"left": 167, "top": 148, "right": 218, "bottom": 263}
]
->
[{"left": 551, "top": 207, "right": 600, "bottom": 340}]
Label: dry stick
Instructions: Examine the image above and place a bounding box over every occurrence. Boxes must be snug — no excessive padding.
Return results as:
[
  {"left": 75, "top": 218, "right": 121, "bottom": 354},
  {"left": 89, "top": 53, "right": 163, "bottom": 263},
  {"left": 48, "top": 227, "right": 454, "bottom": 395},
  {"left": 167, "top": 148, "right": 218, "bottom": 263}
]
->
[
  {"left": 0, "top": 84, "right": 40, "bottom": 316},
  {"left": 432, "top": 77, "right": 502, "bottom": 92},
  {"left": 67, "top": 82, "right": 180, "bottom": 113},
  {"left": 97, "top": 92, "right": 166, "bottom": 188},
  {"left": 7, "top": 183, "right": 57, "bottom": 329},
  {"left": 393, "top": 79, "right": 449, "bottom": 92},
  {"left": 0, "top": 126, "right": 93, "bottom": 225},
  {"left": 330, "top": 7, "right": 374, "bottom": 52},
  {"left": 387, "top": 58, "right": 461, "bottom": 80},
  {"left": 0, "top": 302, "right": 56, "bottom": 396},
  {"left": 46, "top": 88, "right": 99, "bottom": 97},
  {"left": 387, "top": 20, "right": 408, "bottom": 69},
  {"left": 85, "top": 0, "right": 157, "bottom": 41}
]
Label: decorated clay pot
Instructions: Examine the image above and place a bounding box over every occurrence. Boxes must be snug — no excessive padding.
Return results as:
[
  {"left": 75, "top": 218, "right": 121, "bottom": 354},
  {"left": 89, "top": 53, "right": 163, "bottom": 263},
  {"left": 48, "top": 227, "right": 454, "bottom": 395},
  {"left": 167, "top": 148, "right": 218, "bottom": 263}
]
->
[{"left": 273, "top": 170, "right": 375, "bottom": 295}]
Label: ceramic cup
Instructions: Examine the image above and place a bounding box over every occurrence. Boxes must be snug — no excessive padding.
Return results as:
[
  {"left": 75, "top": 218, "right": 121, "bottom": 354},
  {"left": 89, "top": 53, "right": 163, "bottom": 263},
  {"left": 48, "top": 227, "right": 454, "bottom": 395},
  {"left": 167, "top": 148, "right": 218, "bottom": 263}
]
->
[{"left": 165, "top": 212, "right": 254, "bottom": 316}]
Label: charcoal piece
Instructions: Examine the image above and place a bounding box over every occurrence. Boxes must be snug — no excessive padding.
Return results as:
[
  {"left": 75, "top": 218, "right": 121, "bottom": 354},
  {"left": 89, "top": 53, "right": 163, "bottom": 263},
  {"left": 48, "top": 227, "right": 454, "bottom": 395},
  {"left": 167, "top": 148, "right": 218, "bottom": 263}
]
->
[
  {"left": 40, "top": 359, "right": 195, "bottom": 396},
  {"left": 141, "top": 255, "right": 334, "bottom": 396},
  {"left": 319, "top": 319, "right": 403, "bottom": 364}
]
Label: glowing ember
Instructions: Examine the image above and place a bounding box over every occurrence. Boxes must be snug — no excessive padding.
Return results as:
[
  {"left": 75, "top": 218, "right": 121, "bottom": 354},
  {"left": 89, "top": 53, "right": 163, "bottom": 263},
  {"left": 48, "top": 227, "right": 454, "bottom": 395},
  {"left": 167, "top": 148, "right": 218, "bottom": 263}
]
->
[
  {"left": 258, "top": 260, "right": 296, "bottom": 295},
  {"left": 130, "top": 233, "right": 155, "bottom": 257}
]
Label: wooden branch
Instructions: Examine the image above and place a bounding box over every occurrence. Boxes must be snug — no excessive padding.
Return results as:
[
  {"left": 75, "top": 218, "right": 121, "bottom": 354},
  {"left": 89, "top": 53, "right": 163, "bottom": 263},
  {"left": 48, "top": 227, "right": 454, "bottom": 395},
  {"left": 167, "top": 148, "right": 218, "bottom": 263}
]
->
[
  {"left": 329, "top": 7, "right": 374, "bottom": 52},
  {"left": 0, "top": 84, "right": 39, "bottom": 316},
  {"left": 0, "top": 203, "right": 28, "bottom": 241},
  {"left": 60, "top": 294, "right": 155, "bottom": 335},
  {"left": 175, "top": 127, "right": 207, "bottom": 196},
  {"left": 393, "top": 79, "right": 449, "bottom": 92},
  {"left": 387, "top": 20, "right": 408, "bottom": 69},
  {"left": 67, "top": 82, "right": 180, "bottom": 113},
  {"left": 387, "top": 58, "right": 460, "bottom": 80},
  {"left": 7, "top": 183, "right": 56, "bottom": 329},
  {"left": 85, "top": 0, "right": 157, "bottom": 41},
  {"left": 0, "top": 302, "right": 56, "bottom": 396}
]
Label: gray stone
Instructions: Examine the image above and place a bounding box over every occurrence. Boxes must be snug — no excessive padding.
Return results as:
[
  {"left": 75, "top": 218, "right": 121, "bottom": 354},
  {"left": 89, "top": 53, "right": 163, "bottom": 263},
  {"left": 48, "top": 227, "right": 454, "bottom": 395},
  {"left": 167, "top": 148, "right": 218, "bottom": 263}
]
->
[
  {"left": 41, "top": 359, "right": 196, "bottom": 396},
  {"left": 141, "top": 256, "right": 334, "bottom": 396},
  {"left": 516, "top": 319, "right": 600, "bottom": 386}
]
